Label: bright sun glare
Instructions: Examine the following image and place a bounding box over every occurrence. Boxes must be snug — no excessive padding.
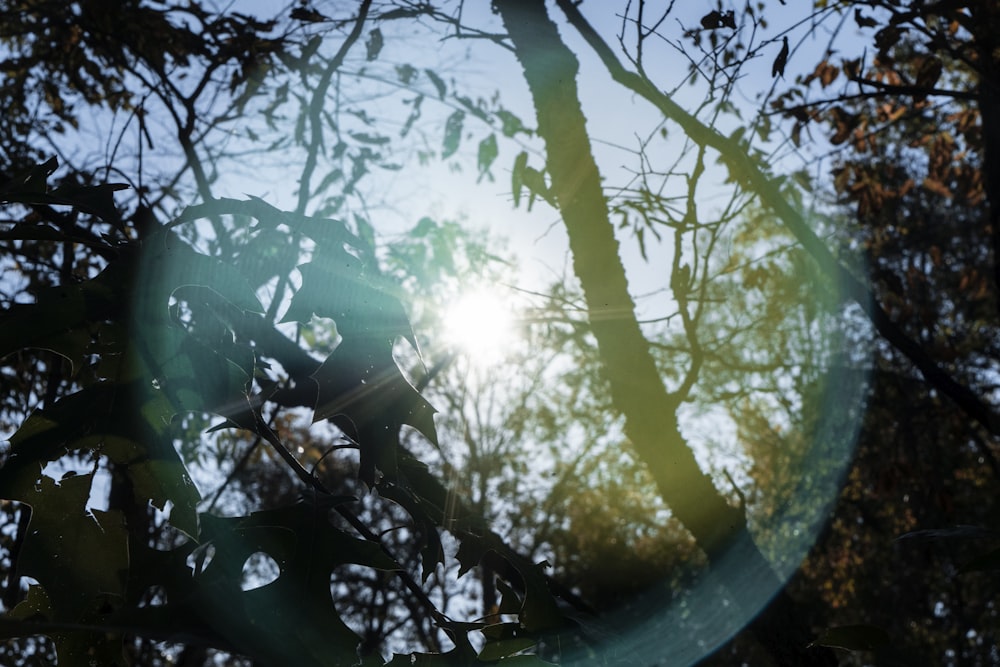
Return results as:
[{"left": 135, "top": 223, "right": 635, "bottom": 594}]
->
[{"left": 442, "top": 288, "right": 518, "bottom": 364}]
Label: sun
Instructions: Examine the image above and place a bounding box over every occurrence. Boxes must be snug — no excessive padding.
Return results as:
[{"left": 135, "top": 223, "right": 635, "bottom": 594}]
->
[{"left": 441, "top": 287, "right": 518, "bottom": 364}]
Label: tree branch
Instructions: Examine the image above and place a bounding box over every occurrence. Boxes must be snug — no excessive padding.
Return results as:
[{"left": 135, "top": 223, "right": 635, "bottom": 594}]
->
[
  {"left": 556, "top": 0, "right": 1000, "bottom": 439},
  {"left": 492, "top": 10, "right": 833, "bottom": 667}
]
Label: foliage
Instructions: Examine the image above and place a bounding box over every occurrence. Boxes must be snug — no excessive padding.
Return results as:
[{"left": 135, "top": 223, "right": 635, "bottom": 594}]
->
[
  {"left": 0, "top": 163, "right": 574, "bottom": 665},
  {"left": 3, "top": 1, "right": 1000, "bottom": 666},
  {"left": 740, "top": 1, "right": 1000, "bottom": 664}
]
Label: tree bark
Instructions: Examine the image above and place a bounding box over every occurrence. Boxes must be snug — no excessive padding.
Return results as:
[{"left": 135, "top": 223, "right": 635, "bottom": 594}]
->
[{"left": 495, "top": 2, "right": 836, "bottom": 665}]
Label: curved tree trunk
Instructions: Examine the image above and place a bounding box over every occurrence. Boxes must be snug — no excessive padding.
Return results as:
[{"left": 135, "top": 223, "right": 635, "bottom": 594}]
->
[{"left": 495, "top": 2, "right": 837, "bottom": 665}]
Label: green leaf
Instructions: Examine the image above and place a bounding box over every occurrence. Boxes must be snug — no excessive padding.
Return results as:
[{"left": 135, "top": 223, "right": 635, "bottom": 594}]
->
[
  {"left": 241, "top": 578, "right": 380, "bottom": 666},
  {"left": 521, "top": 166, "right": 554, "bottom": 210},
  {"left": 811, "top": 625, "right": 890, "bottom": 652},
  {"left": 0, "top": 270, "right": 119, "bottom": 373},
  {"left": 9, "top": 472, "right": 128, "bottom": 620},
  {"left": 496, "top": 579, "right": 522, "bottom": 615},
  {"left": 455, "top": 534, "right": 564, "bottom": 634},
  {"left": 171, "top": 501, "right": 399, "bottom": 664},
  {"left": 792, "top": 169, "right": 813, "bottom": 192},
  {"left": 283, "top": 258, "right": 416, "bottom": 347},
  {"left": 132, "top": 229, "right": 264, "bottom": 315},
  {"left": 477, "top": 133, "right": 498, "bottom": 183},
  {"left": 127, "top": 458, "right": 200, "bottom": 539},
  {"left": 350, "top": 131, "right": 391, "bottom": 145},
  {"left": 311, "top": 337, "right": 437, "bottom": 482},
  {"left": 7, "top": 584, "right": 52, "bottom": 623},
  {"left": 0, "top": 381, "right": 203, "bottom": 540},
  {"left": 2, "top": 386, "right": 116, "bottom": 474},
  {"left": 455, "top": 536, "right": 490, "bottom": 578},
  {"left": 401, "top": 94, "right": 424, "bottom": 138},
  {"left": 366, "top": 27, "right": 383, "bottom": 61},
  {"left": 511, "top": 151, "right": 528, "bottom": 208},
  {"left": 122, "top": 231, "right": 261, "bottom": 418},
  {"left": 442, "top": 110, "right": 465, "bottom": 159},
  {"left": 454, "top": 95, "right": 490, "bottom": 122},
  {"left": 280, "top": 258, "right": 436, "bottom": 482},
  {"left": 377, "top": 482, "right": 445, "bottom": 582},
  {"left": 2, "top": 585, "right": 134, "bottom": 667},
  {"left": 243, "top": 500, "right": 402, "bottom": 571},
  {"left": 425, "top": 69, "right": 447, "bottom": 99},
  {"left": 396, "top": 63, "right": 417, "bottom": 84},
  {"left": 495, "top": 109, "right": 528, "bottom": 138}
]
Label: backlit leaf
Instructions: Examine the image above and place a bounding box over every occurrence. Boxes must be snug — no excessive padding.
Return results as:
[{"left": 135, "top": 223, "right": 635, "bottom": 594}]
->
[{"left": 442, "top": 110, "right": 465, "bottom": 159}]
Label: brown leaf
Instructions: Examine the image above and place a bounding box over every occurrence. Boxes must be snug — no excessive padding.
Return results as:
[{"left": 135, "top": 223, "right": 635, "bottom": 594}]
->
[
  {"left": 922, "top": 177, "right": 953, "bottom": 199},
  {"left": 828, "top": 106, "right": 858, "bottom": 145},
  {"left": 820, "top": 62, "right": 840, "bottom": 88},
  {"left": 842, "top": 57, "right": 862, "bottom": 79}
]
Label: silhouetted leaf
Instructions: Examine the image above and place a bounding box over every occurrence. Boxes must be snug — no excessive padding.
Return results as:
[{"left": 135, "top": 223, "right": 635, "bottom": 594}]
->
[
  {"left": 854, "top": 8, "right": 878, "bottom": 28},
  {"left": 290, "top": 6, "right": 328, "bottom": 23},
  {"left": 700, "top": 10, "right": 736, "bottom": 30},
  {"left": 772, "top": 36, "right": 789, "bottom": 78},
  {"left": 0, "top": 175, "right": 128, "bottom": 225},
  {"left": 0, "top": 156, "right": 58, "bottom": 194},
  {"left": 0, "top": 276, "right": 117, "bottom": 373},
  {"left": 377, "top": 482, "right": 445, "bottom": 582},
  {"left": 2, "top": 471, "right": 129, "bottom": 663}
]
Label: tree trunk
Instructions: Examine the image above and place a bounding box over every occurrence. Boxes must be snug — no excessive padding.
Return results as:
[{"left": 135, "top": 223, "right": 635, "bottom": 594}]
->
[
  {"left": 972, "top": 6, "right": 1000, "bottom": 317},
  {"left": 495, "top": 2, "right": 837, "bottom": 665}
]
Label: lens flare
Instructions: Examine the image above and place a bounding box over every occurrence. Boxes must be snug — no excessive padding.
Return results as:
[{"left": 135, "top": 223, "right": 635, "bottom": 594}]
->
[{"left": 441, "top": 288, "right": 517, "bottom": 364}]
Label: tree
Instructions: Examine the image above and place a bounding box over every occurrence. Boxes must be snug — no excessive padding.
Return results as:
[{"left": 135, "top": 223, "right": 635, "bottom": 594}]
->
[
  {"left": 5, "top": 1, "right": 997, "bottom": 666},
  {"left": 748, "top": 2, "right": 1000, "bottom": 663}
]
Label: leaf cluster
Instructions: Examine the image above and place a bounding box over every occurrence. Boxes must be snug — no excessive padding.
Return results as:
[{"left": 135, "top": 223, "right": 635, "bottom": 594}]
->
[{"left": 0, "top": 163, "right": 572, "bottom": 665}]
